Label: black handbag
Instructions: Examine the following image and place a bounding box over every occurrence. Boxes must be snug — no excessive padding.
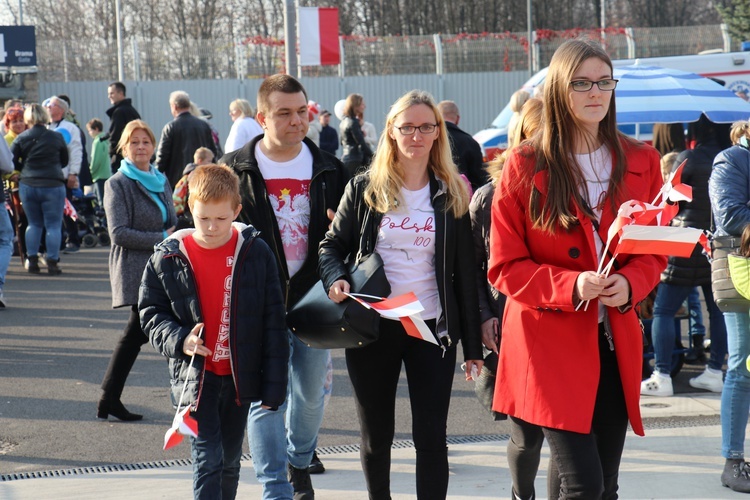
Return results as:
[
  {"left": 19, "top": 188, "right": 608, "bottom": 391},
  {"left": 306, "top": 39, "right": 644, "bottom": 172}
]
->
[
  {"left": 287, "top": 252, "right": 391, "bottom": 349},
  {"left": 711, "top": 235, "right": 750, "bottom": 312}
]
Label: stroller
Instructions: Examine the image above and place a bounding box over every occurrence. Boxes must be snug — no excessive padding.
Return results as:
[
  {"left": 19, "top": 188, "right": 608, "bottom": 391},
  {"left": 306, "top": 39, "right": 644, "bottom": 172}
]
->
[{"left": 66, "top": 192, "right": 109, "bottom": 248}]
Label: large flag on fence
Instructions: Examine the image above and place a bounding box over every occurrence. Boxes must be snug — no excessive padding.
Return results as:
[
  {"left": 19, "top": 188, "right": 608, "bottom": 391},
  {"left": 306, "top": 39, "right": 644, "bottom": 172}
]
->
[{"left": 298, "top": 7, "right": 340, "bottom": 66}]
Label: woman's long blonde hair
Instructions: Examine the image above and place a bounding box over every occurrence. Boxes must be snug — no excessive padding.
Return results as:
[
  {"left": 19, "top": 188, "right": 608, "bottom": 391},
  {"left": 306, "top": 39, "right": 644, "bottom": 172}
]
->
[
  {"left": 486, "top": 97, "right": 544, "bottom": 184},
  {"left": 364, "top": 90, "right": 469, "bottom": 217}
]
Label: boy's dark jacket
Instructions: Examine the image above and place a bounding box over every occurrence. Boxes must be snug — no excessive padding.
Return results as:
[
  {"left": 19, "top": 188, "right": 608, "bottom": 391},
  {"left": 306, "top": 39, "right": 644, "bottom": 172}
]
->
[
  {"left": 139, "top": 223, "right": 289, "bottom": 410},
  {"left": 220, "top": 135, "right": 349, "bottom": 308}
]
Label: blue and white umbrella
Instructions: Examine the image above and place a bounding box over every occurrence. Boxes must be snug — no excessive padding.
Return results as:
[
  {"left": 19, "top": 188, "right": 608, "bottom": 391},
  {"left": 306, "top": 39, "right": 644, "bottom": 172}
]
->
[{"left": 613, "top": 64, "right": 750, "bottom": 125}]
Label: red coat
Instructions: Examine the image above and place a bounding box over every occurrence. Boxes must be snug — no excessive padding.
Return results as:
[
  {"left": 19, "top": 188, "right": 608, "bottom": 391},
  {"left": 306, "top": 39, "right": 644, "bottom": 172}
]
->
[{"left": 488, "top": 139, "right": 666, "bottom": 436}]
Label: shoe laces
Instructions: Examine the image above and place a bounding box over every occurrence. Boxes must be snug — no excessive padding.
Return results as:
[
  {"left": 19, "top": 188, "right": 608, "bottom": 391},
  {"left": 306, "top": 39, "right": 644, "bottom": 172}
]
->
[{"left": 734, "top": 461, "right": 750, "bottom": 478}]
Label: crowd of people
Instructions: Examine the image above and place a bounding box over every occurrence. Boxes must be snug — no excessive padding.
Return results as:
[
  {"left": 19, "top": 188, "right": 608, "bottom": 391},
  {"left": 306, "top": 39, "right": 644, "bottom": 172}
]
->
[{"left": 6, "top": 36, "right": 750, "bottom": 499}]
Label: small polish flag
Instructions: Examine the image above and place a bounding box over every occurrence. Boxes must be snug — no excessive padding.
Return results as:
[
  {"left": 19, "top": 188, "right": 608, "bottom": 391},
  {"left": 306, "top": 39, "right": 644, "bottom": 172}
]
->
[
  {"left": 615, "top": 225, "right": 704, "bottom": 258},
  {"left": 401, "top": 315, "right": 439, "bottom": 345},
  {"left": 298, "top": 7, "right": 340, "bottom": 66},
  {"left": 346, "top": 292, "right": 438, "bottom": 345},
  {"left": 163, "top": 406, "right": 199, "bottom": 450}
]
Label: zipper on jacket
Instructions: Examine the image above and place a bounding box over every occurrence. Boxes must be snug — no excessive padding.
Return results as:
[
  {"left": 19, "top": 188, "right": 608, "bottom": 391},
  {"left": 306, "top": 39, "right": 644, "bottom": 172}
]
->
[
  {"left": 229, "top": 235, "right": 257, "bottom": 406},
  {"left": 168, "top": 251, "right": 206, "bottom": 411},
  {"left": 432, "top": 187, "right": 451, "bottom": 357}
]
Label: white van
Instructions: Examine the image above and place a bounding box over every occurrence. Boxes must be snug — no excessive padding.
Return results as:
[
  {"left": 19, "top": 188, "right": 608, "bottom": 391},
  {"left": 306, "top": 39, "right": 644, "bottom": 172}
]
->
[{"left": 474, "top": 51, "right": 750, "bottom": 160}]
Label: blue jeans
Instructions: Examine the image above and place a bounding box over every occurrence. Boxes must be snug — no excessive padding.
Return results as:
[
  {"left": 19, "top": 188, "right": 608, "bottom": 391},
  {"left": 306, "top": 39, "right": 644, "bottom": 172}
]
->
[
  {"left": 0, "top": 208, "right": 12, "bottom": 290},
  {"left": 688, "top": 287, "right": 706, "bottom": 337},
  {"left": 246, "top": 331, "right": 328, "bottom": 500},
  {"left": 190, "top": 371, "right": 250, "bottom": 500},
  {"left": 722, "top": 311, "right": 750, "bottom": 459},
  {"left": 92, "top": 179, "right": 106, "bottom": 208},
  {"left": 19, "top": 183, "right": 65, "bottom": 261},
  {"left": 652, "top": 283, "right": 727, "bottom": 375}
]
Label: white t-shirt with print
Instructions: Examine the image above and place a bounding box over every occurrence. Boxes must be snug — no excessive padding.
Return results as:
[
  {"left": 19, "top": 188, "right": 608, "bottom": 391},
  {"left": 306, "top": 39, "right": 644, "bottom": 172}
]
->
[
  {"left": 256, "top": 143, "right": 313, "bottom": 278},
  {"left": 375, "top": 184, "right": 440, "bottom": 320}
]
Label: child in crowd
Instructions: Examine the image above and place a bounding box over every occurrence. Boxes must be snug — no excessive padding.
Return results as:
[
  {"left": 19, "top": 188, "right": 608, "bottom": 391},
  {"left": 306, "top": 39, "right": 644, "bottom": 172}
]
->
[
  {"left": 139, "top": 164, "right": 289, "bottom": 500},
  {"left": 660, "top": 151, "right": 679, "bottom": 182},
  {"left": 173, "top": 147, "right": 214, "bottom": 229},
  {"left": 86, "top": 118, "right": 111, "bottom": 207}
]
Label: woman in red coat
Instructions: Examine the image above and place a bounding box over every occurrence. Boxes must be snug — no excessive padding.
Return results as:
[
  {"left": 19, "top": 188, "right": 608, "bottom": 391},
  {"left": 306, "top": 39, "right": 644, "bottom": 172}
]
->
[{"left": 488, "top": 39, "right": 666, "bottom": 498}]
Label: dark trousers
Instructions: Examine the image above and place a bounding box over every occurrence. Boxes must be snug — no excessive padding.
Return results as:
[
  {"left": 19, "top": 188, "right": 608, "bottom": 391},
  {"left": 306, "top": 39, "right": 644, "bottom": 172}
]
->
[
  {"left": 191, "top": 371, "right": 250, "bottom": 500},
  {"left": 346, "top": 318, "right": 456, "bottom": 500},
  {"left": 542, "top": 328, "right": 628, "bottom": 499},
  {"left": 100, "top": 306, "right": 148, "bottom": 401},
  {"left": 508, "top": 416, "right": 560, "bottom": 499}
]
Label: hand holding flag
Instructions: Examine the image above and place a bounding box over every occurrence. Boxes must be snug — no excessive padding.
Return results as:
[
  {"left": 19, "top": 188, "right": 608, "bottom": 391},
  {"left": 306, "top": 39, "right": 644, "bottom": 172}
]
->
[{"left": 163, "top": 324, "right": 204, "bottom": 451}]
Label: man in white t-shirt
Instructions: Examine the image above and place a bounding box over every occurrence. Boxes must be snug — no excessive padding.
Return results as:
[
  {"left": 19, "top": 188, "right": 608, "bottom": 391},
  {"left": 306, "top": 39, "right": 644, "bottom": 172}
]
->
[{"left": 220, "top": 74, "right": 349, "bottom": 500}]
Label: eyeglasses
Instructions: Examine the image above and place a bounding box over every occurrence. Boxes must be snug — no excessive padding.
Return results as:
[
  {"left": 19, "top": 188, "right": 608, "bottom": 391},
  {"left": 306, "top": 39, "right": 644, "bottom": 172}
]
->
[
  {"left": 393, "top": 123, "right": 437, "bottom": 135},
  {"left": 569, "top": 79, "right": 618, "bottom": 92}
]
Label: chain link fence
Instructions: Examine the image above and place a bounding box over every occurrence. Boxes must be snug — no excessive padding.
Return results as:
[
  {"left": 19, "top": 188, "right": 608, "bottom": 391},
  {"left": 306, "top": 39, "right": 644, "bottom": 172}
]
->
[{"left": 36, "top": 24, "right": 736, "bottom": 82}]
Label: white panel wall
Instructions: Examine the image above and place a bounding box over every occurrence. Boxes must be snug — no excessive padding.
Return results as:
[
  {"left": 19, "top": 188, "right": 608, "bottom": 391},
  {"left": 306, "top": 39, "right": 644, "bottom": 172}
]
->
[{"left": 40, "top": 71, "right": 529, "bottom": 156}]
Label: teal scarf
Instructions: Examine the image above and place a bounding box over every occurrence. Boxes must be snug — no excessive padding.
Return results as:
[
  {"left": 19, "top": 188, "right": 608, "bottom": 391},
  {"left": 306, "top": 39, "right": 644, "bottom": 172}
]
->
[{"left": 119, "top": 159, "right": 168, "bottom": 225}]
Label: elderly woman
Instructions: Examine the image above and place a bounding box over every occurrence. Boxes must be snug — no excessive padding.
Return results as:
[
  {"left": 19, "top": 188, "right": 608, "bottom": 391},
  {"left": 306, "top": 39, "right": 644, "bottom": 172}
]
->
[
  {"left": 97, "top": 119, "right": 176, "bottom": 421},
  {"left": 224, "top": 98, "right": 263, "bottom": 153},
  {"left": 339, "top": 93, "right": 373, "bottom": 177},
  {"left": 10, "top": 104, "right": 68, "bottom": 275}
]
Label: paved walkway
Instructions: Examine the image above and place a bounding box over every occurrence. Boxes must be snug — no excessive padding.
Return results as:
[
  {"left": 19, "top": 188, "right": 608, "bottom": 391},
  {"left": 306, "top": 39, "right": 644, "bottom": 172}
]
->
[{"left": 1, "top": 393, "right": 741, "bottom": 499}]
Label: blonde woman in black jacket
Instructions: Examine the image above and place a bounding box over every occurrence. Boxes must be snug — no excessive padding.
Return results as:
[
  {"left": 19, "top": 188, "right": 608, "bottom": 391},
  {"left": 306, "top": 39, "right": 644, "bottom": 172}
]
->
[{"left": 319, "top": 90, "right": 482, "bottom": 500}]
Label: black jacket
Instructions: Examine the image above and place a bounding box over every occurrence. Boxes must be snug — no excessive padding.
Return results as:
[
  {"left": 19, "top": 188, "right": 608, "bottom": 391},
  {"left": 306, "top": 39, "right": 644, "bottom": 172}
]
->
[
  {"left": 106, "top": 98, "right": 141, "bottom": 162},
  {"left": 339, "top": 117, "right": 372, "bottom": 166},
  {"left": 661, "top": 139, "right": 721, "bottom": 286},
  {"left": 219, "top": 135, "right": 349, "bottom": 308},
  {"left": 156, "top": 111, "right": 217, "bottom": 188},
  {"left": 319, "top": 124, "right": 339, "bottom": 156},
  {"left": 470, "top": 182, "right": 506, "bottom": 325},
  {"left": 139, "top": 224, "right": 289, "bottom": 411},
  {"left": 445, "top": 121, "right": 487, "bottom": 191},
  {"left": 318, "top": 173, "right": 483, "bottom": 360},
  {"left": 11, "top": 125, "right": 68, "bottom": 187}
]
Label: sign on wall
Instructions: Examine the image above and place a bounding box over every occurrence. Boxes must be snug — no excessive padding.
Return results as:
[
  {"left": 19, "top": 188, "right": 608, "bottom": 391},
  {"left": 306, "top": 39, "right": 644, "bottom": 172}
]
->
[{"left": 0, "top": 26, "right": 37, "bottom": 67}]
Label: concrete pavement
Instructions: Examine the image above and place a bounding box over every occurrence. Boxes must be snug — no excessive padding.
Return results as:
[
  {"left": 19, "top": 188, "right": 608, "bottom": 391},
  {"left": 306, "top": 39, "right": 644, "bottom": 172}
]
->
[{"left": 1, "top": 393, "right": 740, "bottom": 499}]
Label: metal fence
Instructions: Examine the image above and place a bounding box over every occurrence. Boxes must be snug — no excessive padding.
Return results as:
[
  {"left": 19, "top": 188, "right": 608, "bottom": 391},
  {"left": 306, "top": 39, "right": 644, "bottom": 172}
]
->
[{"left": 36, "top": 24, "right": 737, "bottom": 82}]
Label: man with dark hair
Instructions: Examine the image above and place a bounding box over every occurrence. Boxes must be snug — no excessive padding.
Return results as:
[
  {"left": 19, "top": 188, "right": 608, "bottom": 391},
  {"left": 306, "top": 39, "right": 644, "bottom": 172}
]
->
[
  {"left": 437, "top": 100, "right": 487, "bottom": 191},
  {"left": 221, "top": 74, "right": 349, "bottom": 500},
  {"left": 106, "top": 82, "right": 140, "bottom": 173},
  {"left": 318, "top": 110, "right": 338, "bottom": 156},
  {"left": 156, "top": 90, "right": 217, "bottom": 189}
]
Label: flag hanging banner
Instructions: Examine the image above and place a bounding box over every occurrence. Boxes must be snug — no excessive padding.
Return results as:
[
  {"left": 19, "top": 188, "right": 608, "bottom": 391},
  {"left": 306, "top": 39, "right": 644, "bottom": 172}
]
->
[{"left": 298, "top": 7, "right": 340, "bottom": 66}]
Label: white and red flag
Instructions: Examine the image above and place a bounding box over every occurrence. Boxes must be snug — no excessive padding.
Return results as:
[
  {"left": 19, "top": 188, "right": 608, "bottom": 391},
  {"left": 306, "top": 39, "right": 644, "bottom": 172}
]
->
[
  {"left": 346, "top": 291, "right": 439, "bottom": 345},
  {"left": 298, "top": 7, "right": 340, "bottom": 66},
  {"left": 615, "top": 225, "right": 704, "bottom": 258},
  {"left": 163, "top": 406, "right": 199, "bottom": 450}
]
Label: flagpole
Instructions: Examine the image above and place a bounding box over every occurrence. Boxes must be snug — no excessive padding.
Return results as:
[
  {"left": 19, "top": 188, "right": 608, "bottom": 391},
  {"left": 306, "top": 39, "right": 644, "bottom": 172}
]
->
[{"left": 284, "top": 0, "right": 298, "bottom": 76}]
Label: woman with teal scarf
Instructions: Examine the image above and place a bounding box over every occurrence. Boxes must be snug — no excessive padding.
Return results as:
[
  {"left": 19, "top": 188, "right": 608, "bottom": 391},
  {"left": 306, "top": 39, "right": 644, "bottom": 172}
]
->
[{"left": 97, "top": 120, "right": 177, "bottom": 421}]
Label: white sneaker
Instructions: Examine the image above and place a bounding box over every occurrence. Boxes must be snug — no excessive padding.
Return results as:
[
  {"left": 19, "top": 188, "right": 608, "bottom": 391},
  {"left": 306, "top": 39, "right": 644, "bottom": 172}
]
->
[
  {"left": 641, "top": 371, "right": 673, "bottom": 396},
  {"left": 689, "top": 367, "right": 724, "bottom": 393},
  {"left": 0, "top": 291, "right": 4, "bottom": 308}
]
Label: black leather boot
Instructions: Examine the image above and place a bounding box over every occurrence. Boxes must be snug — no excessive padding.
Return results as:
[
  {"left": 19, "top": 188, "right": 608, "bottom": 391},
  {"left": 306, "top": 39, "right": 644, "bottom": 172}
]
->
[
  {"left": 26, "top": 255, "right": 40, "bottom": 274},
  {"left": 97, "top": 398, "right": 143, "bottom": 421}
]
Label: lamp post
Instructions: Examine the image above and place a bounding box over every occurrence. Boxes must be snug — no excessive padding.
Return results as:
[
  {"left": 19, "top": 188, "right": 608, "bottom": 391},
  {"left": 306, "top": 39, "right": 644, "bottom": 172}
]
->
[
  {"left": 527, "top": 0, "right": 533, "bottom": 77},
  {"left": 18, "top": 0, "right": 23, "bottom": 24},
  {"left": 115, "top": 0, "right": 124, "bottom": 81}
]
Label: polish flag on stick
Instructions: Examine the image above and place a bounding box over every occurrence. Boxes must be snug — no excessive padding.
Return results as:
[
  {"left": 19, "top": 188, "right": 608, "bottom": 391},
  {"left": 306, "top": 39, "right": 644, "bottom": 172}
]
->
[
  {"left": 652, "top": 159, "right": 693, "bottom": 206},
  {"left": 346, "top": 291, "right": 438, "bottom": 345},
  {"left": 298, "top": 7, "right": 340, "bottom": 66},
  {"left": 614, "top": 225, "right": 704, "bottom": 259},
  {"left": 163, "top": 326, "right": 203, "bottom": 450}
]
